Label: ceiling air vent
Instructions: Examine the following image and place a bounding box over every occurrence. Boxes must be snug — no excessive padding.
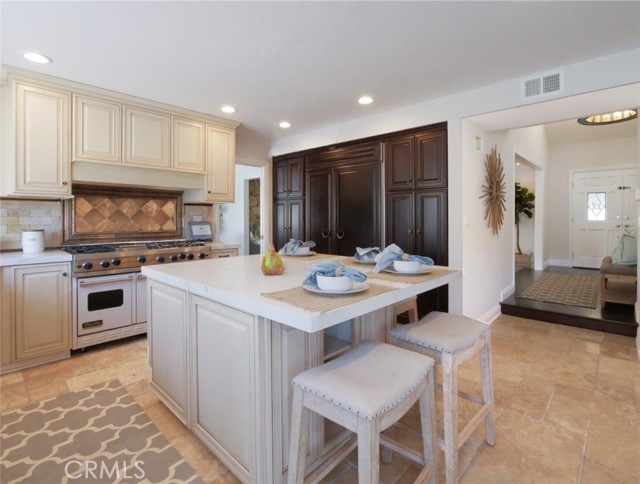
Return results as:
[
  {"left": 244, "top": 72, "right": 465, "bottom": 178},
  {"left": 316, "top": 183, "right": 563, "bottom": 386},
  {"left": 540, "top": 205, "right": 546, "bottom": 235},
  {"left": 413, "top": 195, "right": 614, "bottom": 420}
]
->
[{"left": 521, "top": 69, "right": 563, "bottom": 100}]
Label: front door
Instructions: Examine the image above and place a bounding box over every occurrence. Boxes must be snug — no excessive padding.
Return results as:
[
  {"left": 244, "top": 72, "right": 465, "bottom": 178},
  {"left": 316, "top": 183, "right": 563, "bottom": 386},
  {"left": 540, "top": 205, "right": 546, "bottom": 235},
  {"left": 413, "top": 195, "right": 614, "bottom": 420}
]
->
[{"left": 572, "top": 168, "right": 637, "bottom": 268}]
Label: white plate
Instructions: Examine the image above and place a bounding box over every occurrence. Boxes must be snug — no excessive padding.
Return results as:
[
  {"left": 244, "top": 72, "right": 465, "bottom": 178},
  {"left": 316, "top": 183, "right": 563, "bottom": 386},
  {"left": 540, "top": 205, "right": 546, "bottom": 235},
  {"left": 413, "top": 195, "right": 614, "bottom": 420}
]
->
[
  {"left": 303, "top": 282, "right": 369, "bottom": 295},
  {"left": 352, "top": 258, "right": 376, "bottom": 265},
  {"left": 283, "top": 251, "right": 317, "bottom": 257},
  {"left": 383, "top": 266, "right": 434, "bottom": 275}
]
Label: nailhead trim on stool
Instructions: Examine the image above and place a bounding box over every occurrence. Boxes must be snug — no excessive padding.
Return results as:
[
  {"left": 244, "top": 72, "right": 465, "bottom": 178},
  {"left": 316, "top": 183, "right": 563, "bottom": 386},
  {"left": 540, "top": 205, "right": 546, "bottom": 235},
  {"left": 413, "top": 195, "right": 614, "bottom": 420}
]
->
[
  {"left": 287, "top": 340, "right": 438, "bottom": 484},
  {"left": 388, "top": 311, "right": 496, "bottom": 484}
]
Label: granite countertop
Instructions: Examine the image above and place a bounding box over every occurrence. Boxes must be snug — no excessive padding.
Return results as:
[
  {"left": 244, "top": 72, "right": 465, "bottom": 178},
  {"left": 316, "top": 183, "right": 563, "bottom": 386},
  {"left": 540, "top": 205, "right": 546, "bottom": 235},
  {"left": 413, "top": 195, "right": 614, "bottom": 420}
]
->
[{"left": 0, "top": 250, "right": 72, "bottom": 267}]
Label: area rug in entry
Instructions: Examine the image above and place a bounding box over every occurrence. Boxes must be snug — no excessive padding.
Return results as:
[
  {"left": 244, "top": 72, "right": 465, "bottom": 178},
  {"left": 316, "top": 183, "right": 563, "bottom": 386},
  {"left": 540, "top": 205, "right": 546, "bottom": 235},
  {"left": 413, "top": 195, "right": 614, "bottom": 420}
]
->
[
  {"left": 0, "top": 379, "right": 203, "bottom": 484},
  {"left": 517, "top": 272, "right": 599, "bottom": 308}
]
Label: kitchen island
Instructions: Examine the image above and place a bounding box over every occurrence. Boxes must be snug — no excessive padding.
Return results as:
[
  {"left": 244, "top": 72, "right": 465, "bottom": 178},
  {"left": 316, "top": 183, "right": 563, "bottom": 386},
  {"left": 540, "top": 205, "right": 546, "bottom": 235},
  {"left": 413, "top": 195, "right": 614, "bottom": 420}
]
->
[{"left": 142, "top": 254, "right": 460, "bottom": 483}]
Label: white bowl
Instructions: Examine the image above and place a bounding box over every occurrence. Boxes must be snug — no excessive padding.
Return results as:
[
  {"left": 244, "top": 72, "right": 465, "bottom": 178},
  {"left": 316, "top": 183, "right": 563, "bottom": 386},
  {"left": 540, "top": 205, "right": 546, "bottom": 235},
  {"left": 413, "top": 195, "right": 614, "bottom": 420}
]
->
[
  {"left": 316, "top": 275, "right": 353, "bottom": 291},
  {"left": 393, "top": 260, "right": 421, "bottom": 273},
  {"left": 294, "top": 246, "right": 310, "bottom": 255}
]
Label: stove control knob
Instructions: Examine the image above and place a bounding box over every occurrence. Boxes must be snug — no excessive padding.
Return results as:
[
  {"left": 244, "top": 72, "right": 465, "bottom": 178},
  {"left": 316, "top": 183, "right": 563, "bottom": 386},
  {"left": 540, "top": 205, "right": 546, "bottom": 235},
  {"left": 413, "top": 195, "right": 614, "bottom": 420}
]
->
[
  {"left": 179, "top": 253, "right": 186, "bottom": 260},
  {"left": 100, "top": 260, "right": 110, "bottom": 268},
  {"left": 111, "top": 257, "right": 121, "bottom": 266},
  {"left": 137, "top": 256, "right": 146, "bottom": 264},
  {"left": 170, "top": 254, "right": 178, "bottom": 262},
  {"left": 198, "top": 252, "right": 207, "bottom": 259},
  {"left": 187, "top": 253, "right": 194, "bottom": 260},
  {"left": 156, "top": 256, "right": 165, "bottom": 263},
  {"left": 82, "top": 261, "right": 93, "bottom": 270}
]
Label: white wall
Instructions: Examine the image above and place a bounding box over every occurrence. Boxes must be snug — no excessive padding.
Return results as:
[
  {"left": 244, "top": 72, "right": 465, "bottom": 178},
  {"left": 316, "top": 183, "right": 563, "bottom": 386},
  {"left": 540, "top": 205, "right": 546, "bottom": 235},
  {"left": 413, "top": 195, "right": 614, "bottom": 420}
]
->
[
  {"left": 269, "top": 48, "right": 640, "bottom": 319},
  {"left": 218, "top": 164, "right": 262, "bottom": 255},
  {"left": 546, "top": 135, "right": 637, "bottom": 264}
]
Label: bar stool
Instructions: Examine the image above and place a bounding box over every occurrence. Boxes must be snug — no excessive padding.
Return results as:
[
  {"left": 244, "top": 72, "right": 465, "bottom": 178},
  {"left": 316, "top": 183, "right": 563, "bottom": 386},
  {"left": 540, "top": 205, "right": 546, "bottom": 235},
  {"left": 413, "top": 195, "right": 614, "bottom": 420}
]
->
[
  {"left": 393, "top": 296, "right": 419, "bottom": 325},
  {"left": 388, "top": 311, "right": 495, "bottom": 484},
  {"left": 288, "top": 340, "right": 437, "bottom": 484}
]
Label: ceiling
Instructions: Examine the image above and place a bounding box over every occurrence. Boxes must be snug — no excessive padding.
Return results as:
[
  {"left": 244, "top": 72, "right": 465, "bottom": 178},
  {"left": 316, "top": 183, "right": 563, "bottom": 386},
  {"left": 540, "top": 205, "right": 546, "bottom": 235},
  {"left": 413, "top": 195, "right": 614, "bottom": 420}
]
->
[{"left": 2, "top": 1, "right": 639, "bottom": 162}]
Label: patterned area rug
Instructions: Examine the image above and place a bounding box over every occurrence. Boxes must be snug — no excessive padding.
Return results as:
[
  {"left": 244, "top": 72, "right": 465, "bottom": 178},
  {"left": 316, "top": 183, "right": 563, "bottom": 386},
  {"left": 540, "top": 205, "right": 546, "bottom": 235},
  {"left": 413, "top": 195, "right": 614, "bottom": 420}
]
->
[
  {"left": 0, "top": 379, "right": 203, "bottom": 484},
  {"left": 518, "top": 272, "right": 599, "bottom": 308}
]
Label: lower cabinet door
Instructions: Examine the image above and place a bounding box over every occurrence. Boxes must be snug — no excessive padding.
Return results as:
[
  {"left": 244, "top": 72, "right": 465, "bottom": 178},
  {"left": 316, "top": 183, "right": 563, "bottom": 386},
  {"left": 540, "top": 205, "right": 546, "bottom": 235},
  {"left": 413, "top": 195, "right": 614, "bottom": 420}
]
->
[
  {"left": 148, "top": 281, "right": 189, "bottom": 422},
  {"left": 13, "top": 263, "right": 70, "bottom": 360}
]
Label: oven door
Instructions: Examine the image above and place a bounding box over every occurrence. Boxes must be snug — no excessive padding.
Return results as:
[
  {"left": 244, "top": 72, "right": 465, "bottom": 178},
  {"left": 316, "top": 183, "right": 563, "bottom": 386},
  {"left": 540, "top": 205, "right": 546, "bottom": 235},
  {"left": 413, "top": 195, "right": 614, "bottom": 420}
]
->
[{"left": 77, "top": 273, "right": 134, "bottom": 335}]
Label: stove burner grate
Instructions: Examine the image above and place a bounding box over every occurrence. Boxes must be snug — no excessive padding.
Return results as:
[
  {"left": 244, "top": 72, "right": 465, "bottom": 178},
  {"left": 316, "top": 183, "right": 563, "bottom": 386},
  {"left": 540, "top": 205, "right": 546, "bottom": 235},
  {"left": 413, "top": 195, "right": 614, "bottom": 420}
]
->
[{"left": 62, "top": 245, "right": 117, "bottom": 255}]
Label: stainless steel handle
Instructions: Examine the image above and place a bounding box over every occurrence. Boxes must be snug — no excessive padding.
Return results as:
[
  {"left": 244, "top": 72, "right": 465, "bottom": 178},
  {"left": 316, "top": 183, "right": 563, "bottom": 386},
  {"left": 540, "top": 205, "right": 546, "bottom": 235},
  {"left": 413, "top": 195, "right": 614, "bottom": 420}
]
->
[
  {"left": 336, "top": 229, "right": 345, "bottom": 240},
  {"left": 321, "top": 229, "right": 331, "bottom": 238},
  {"left": 79, "top": 275, "right": 134, "bottom": 286},
  {"left": 218, "top": 254, "right": 230, "bottom": 258}
]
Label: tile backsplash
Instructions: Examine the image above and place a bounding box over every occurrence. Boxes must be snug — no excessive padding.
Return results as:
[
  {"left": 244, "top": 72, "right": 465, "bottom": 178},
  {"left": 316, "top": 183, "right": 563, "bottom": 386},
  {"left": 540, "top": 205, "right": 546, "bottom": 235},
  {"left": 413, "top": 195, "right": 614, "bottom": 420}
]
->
[{"left": 0, "top": 199, "right": 63, "bottom": 250}]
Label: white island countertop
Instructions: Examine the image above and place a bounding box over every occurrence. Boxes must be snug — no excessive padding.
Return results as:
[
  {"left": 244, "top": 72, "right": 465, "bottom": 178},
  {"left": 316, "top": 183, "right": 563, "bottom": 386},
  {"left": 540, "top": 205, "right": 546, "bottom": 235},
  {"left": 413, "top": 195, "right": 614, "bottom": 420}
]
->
[{"left": 142, "top": 254, "right": 460, "bottom": 333}]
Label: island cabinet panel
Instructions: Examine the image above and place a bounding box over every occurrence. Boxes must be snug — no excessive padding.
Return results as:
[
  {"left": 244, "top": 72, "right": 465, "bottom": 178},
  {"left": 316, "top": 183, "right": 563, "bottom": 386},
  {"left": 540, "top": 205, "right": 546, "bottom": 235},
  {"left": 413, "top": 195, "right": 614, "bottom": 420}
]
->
[
  {"left": 191, "top": 296, "right": 254, "bottom": 481},
  {"left": 148, "top": 281, "right": 189, "bottom": 424}
]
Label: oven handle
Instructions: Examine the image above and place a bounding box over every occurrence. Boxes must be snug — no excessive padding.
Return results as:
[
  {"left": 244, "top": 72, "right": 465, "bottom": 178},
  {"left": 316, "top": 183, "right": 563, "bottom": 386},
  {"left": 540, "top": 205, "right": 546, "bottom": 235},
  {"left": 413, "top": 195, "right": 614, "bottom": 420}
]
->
[{"left": 78, "top": 275, "right": 134, "bottom": 286}]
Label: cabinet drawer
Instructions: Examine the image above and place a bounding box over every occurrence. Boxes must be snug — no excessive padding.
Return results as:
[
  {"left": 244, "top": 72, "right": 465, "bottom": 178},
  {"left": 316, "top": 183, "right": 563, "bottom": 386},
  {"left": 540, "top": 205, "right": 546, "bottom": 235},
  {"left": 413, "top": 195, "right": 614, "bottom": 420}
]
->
[{"left": 210, "top": 249, "right": 238, "bottom": 258}]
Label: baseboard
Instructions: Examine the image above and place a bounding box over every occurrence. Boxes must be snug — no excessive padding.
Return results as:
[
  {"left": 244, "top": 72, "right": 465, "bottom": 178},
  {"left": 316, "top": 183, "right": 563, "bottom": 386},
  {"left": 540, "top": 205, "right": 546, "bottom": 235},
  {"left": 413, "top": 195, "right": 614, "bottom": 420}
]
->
[
  {"left": 479, "top": 304, "right": 502, "bottom": 324},
  {"left": 500, "top": 284, "right": 515, "bottom": 301},
  {"left": 547, "top": 258, "right": 571, "bottom": 267}
]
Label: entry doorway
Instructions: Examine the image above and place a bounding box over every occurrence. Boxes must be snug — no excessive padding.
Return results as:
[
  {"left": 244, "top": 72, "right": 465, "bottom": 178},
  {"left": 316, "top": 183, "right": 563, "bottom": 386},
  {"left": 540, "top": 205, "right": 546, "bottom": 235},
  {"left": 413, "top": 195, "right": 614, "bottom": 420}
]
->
[{"left": 571, "top": 168, "right": 638, "bottom": 268}]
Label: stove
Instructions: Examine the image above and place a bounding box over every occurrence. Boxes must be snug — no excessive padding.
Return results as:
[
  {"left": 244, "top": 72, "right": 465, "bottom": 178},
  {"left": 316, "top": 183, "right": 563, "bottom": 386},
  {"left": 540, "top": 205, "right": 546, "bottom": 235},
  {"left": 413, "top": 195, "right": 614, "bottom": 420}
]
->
[{"left": 62, "top": 240, "right": 210, "bottom": 276}]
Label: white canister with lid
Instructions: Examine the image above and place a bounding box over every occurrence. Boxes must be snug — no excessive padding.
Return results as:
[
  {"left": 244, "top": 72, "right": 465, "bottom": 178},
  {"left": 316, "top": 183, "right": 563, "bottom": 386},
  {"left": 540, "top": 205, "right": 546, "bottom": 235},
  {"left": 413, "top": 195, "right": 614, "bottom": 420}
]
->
[{"left": 22, "top": 230, "right": 45, "bottom": 253}]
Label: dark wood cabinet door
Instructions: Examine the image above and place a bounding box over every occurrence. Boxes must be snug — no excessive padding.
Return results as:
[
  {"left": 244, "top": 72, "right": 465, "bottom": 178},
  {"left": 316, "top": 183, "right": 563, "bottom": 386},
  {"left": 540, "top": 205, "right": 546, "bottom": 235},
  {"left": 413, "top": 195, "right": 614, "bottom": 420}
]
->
[
  {"left": 274, "top": 199, "right": 288, "bottom": 250},
  {"left": 274, "top": 157, "right": 304, "bottom": 198},
  {"left": 288, "top": 199, "right": 305, "bottom": 242},
  {"left": 385, "top": 136, "right": 415, "bottom": 191},
  {"left": 334, "top": 162, "right": 381, "bottom": 256},
  {"left": 306, "top": 169, "right": 332, "bottom": 254},
  {"left": 415, "top": 130, "right": 447, "bottom": 189},
  {"left": 415, "top": 189, "right": 447, "bottom": 263},
  {"left": 386, "top": 192, "right": 415, "bottom": 254}
]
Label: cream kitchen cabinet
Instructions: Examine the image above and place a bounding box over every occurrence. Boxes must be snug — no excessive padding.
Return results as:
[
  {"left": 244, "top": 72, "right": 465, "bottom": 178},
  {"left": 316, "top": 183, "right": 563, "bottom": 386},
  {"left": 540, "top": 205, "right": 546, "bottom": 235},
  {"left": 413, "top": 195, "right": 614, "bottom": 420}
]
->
[
  {"left": 123, "top": 106, "right": 171, "bottom": 168},
  {"left": 2, "top": 80, "right": 71, "bottom": 198},
  {"left": 73, "top": 94, "right": 122, "bottom": 163},
  {"left": 205, "top": 124, "right": 235, "bottom": 202},
  {"left": 0, "top": 262, "right": 71, "bottom": 373},
  {"left": 173, "top": 117, "right": 205, "bottom": 172},
  {"left": 147, "top": 280, "right": 190, "bottom": 424}
]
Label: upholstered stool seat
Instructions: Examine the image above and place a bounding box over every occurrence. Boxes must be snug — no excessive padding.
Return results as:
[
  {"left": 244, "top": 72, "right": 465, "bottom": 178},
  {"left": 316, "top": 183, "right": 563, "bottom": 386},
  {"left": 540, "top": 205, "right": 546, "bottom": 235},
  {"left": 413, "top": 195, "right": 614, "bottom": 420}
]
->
[
  {"left": 288, "top": 340, "right": 437, "bottom": 484},
  {"left": 388, "top": 311, "right": 495, "bottom": 484}
]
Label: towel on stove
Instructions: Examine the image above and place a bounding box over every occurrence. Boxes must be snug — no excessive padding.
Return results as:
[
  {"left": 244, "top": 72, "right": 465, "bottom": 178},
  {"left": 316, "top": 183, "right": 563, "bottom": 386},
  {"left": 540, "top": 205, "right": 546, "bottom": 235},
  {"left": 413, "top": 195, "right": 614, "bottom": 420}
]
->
[
  {"left": 279, "top": 238, "right": 317, "bottom": 255},
  {"left": 303, "top": 260, "right": 367, "bottom": 286},
  {"left": 373, "top": 244, "right": 434, "bottom": 273}
]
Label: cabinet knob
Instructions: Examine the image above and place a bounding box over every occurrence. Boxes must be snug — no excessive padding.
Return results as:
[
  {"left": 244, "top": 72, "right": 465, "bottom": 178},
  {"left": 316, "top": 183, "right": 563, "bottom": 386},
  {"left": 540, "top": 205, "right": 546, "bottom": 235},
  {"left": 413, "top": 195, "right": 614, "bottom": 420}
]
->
[
  {"left": 416, "top": 229, "right": 422, "bottom": 235},
  {"left": 62, "top": 181, "right": 68, "bottom": 186},
  {"left": 208, "top": 190, "right": 212, "bottom": 194},
  {"left": 62, "top": 272, "right": 68, "bottom": 277},
  {"left": 408, "top": 229, "right": 413, "bottom": 235},
  {"left": 321, "top": 229, "right": 331, "bottom": 238}
]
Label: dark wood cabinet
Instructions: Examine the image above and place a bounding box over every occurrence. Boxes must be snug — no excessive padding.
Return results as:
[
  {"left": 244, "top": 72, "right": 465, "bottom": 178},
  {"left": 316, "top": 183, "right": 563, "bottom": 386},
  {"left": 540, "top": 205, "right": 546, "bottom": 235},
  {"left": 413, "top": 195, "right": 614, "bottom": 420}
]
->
[
  {"left": 386, "top": 127, "right": 447, "bottom": 191},
  {"left": 307, "top": 161, "right": 382, "bottom": 256},
  {"left": 274, "top": 156, "right": 304, "bottom": 198},
  {"left": 274, "top": 198, "right": 304, "bottom": 250}
]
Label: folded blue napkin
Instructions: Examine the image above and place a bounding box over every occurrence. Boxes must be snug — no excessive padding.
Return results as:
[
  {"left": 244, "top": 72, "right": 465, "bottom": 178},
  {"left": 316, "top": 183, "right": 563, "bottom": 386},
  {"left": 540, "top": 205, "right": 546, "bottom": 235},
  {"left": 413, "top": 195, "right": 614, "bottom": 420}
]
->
[
  {"left": 303, "top": 260, "right": 368, "bottom": 286},
  {"left": 373, "top": 244, "right": 434, "bottom": 273},
  {"left": 279, "top": 238, "right": 317, "bottom": 254},
  {"left": 354, "top": 247, "right": 381, "bottom": 262}
]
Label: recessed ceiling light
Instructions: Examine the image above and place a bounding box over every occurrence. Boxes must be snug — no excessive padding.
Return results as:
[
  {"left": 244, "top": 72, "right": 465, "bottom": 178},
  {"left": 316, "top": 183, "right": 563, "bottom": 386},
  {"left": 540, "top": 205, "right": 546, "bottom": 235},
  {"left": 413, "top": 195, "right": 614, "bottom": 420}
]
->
[
  {"left": 279, "top": 121, "right": 291, "bottom": 129},
  {"left": 220, "top": 105, "right": 236, "bottom": 114},
  {"left": 23, "top": 51, "right": 53, "bottom": 64},
  {"left": 358, "top": 96, "right": 373, "bottom": 105}
]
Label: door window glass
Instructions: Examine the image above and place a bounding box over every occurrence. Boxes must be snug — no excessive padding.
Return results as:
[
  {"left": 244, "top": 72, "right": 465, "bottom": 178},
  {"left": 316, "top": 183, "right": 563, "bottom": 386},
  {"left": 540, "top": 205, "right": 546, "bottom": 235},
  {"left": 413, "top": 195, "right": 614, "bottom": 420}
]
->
[
  {"left": 88, "top": 289, "right": 124, "bottom": 311},
  {"left": 587, "top": 192, "right": 606, "bottom": 221}
]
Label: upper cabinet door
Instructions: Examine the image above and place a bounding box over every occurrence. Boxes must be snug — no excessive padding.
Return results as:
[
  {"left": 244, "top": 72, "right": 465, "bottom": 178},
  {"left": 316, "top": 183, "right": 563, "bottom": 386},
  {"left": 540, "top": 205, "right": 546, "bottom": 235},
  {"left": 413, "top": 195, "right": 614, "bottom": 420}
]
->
[
  {"left": 287, "top": 157, "right": 304, "bottom": 198},
  {"left": 385, "top": 136, "right": 415, "bottom": 191},
  {"left": 173, "top": 117, "right": 205, "bottom": 173},
  {"left": 415, "top": 130, "right": 447, "bottom": 189},
  {"left": 14, "top": 82, "right": 71, "bottom": 196},
  {"left": 123, "top": 107, "right": 171, "bottom": 168},
  {"left": 73, "top": 95, "right": 122, "bottom": 163},
  {"left": 205, "top": 125, "right": 235, "bottom": 203}
]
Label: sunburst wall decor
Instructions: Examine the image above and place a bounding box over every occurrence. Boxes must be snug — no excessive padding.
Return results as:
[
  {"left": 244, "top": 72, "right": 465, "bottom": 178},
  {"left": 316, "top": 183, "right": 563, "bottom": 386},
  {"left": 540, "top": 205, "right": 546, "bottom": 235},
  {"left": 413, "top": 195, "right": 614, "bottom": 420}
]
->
[{"left": 480, "top": 145, "right": 506, "bottom": 236}]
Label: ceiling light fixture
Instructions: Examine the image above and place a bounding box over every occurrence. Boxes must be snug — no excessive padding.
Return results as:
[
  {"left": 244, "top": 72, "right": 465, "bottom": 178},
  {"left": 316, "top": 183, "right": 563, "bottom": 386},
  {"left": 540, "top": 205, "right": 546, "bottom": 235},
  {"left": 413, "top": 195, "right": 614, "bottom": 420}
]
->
[
  {"left": 358, "top": 96, "right": 373, "bottom": 105},
  {"left": 23, "top": 51, "right": 53, "bottom": 64},
  {"left": 279, "top": 121, "right": 291, "bottom": 129},
  {"left": 577, "top": 109, "right": 637, "bottom": 126},
  {"left": 220, "top": 105, "right": 236, "bottom": 114}
]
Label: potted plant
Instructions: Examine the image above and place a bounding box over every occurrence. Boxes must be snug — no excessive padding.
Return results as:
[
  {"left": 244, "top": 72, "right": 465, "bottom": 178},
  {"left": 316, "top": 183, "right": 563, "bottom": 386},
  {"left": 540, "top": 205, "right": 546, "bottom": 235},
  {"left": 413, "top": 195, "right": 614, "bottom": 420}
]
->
[{"left": 515, "top": 182, "right": 535, "bottom": 270}]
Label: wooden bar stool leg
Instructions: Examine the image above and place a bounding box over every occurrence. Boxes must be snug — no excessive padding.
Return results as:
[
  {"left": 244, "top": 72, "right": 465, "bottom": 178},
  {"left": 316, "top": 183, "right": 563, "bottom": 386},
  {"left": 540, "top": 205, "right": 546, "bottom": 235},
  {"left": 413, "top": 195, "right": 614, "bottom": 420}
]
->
[
  {"left": 480, "top": 333, "right": 496, "bottom": 446},
  {"left": 357, "top": 418, "right": 380, "bottom": 484},
  {"left": 419, "top": 369, "right": 437, "bottom": 484},
  {"left": 442, "top": 352, "right": 458, "bottom": 484},
  {"left": 288, "top": 387, "right": 310, "bottom": 484}
]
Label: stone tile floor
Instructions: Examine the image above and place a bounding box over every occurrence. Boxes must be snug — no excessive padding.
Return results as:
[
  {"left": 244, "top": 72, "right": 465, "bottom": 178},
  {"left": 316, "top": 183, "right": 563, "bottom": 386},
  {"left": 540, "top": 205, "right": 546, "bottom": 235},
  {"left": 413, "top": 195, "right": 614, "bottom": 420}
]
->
[{"left": 1, "top": 314, "right": 638, "bottom": 483}]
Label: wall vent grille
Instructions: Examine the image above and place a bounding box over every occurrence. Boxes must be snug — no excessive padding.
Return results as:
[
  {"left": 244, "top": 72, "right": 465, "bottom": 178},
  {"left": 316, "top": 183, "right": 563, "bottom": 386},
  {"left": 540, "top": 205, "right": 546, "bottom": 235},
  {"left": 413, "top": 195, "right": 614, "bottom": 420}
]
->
[{"left": 522, "top": 70, "right": 563, "bottom": 100}]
